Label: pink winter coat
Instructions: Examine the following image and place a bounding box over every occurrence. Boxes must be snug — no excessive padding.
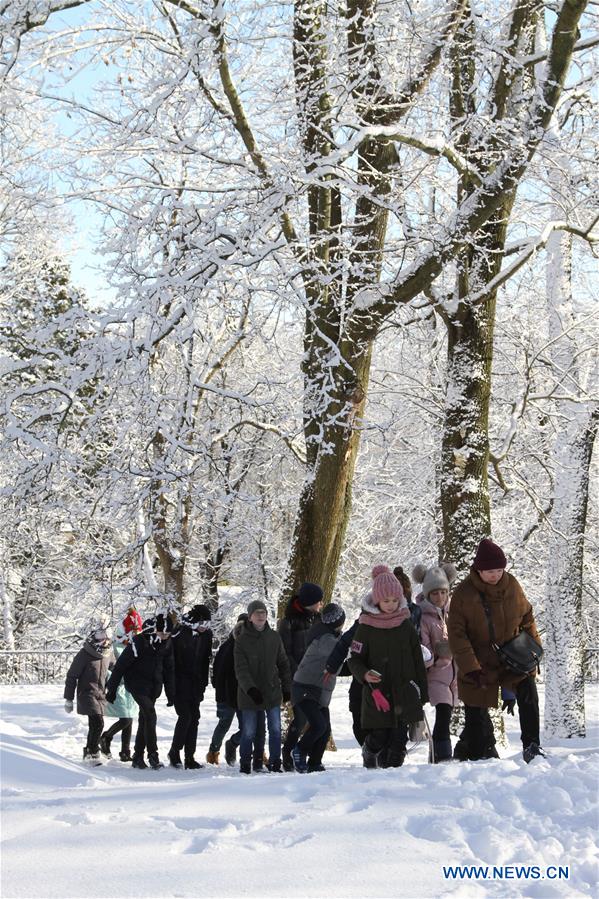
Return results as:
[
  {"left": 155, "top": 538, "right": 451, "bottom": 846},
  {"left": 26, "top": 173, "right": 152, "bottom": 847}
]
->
[{"left": 419, "top": 597, "right": 457, "bottom": 707}]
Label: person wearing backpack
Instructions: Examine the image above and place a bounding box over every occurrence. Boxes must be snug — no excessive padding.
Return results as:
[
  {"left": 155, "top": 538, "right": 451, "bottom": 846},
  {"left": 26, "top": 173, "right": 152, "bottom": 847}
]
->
[{"left": 291, "top": 603, "right": 346, "bottom": 772}]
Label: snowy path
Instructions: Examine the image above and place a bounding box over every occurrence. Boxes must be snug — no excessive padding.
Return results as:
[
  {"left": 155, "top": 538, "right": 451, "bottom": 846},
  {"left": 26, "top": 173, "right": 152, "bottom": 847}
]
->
[{"left": 1, "top": 683, "right": 597, "bottom": 898}]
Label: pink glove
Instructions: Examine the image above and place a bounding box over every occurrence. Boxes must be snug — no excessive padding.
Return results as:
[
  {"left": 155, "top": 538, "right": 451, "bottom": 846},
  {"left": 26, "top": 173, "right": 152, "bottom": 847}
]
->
[{"left": 371, "top": 688, "right": 391, "bottom": 713}]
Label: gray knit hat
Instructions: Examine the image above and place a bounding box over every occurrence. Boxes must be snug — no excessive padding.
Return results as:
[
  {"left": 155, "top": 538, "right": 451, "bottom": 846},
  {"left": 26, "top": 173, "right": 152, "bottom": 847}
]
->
[
  {"left": 247, "top": 599, "right": 268, "bottom": 617},
  {"left": 412, "top": 563, "right": 458, "bottom": 599}
]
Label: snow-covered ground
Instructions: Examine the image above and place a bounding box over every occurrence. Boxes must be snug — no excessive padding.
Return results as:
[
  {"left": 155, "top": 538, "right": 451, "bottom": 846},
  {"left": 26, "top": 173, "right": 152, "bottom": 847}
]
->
[{"left": 1, "top": 682, "right": 597, "bottom": 899}]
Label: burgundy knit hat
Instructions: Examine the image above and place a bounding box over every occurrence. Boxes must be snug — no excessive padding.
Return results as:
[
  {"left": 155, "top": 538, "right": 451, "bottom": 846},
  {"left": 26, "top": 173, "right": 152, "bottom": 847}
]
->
[
  {"left": 473, "top": 538, "right": 507, "bottom": 571},
  {"left": 371, "top": 564, "right": 405, "bottom": 606}
]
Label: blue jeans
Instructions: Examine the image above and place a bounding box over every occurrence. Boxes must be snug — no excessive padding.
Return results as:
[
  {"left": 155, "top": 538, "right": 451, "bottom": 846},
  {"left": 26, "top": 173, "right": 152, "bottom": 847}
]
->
[{"left": 240, "top": 707, "right": 281, "bottom": 766}]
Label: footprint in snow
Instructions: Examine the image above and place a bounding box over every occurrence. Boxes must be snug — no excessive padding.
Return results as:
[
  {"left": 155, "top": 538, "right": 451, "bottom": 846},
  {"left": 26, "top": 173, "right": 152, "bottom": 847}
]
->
[{"left": 55, "top": 811, "right": 94, "bottom": 826}]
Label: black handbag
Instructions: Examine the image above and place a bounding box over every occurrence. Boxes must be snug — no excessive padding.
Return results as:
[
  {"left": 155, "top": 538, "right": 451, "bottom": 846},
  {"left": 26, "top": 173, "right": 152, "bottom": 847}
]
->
[{"left": 479, "top": 594, "right": 543, "bottom": 676}]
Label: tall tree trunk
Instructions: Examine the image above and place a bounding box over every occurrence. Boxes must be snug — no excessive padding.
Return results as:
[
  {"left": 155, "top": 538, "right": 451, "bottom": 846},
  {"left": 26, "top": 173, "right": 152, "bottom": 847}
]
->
[
  {"left": 280, "top": 341, "right": 373, "bottom": 607},
  {"left": 543, "top": 206, "right": 598, "bottom": 737}
]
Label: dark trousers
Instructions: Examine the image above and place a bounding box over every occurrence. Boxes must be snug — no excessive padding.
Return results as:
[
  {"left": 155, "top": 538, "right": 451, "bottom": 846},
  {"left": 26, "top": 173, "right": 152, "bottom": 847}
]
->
[
  {"left": 131, "top": 692, "right": 158, "bottom": 758},
  {"left": 283, "top": 703, "right": 308, "bottom": 752},
  {"left": 516, "top": 676, "right": 540, "bottom": 747},
  {"left": 460, "top": 676, "right": 540, "bottom": 759},
  {"left": 459, "top": 705, "right": 496, "bottom": 759},
  {"left": 364, "top": 725, "right": 408, "bottom": 767},
  {"left": 171, "top": 695, "right": 201, "bottom": 758},
  {"left": 102, "top": 718, "right": 133, "bottom": 751},
  {"left": 86, "top": 714, "right": 103, "bottom": 754},
  {"left": 296, "top": 700, "right": 330, "bottom": 762},
  {"left": 431, "top": 703, "right": 453, "bottom": 761},
  {"left": 432, "top": 703, "right": 452, "bottom": 742},
  {"left": 349, "top": 679, "right": 367, "bottom": 746}
]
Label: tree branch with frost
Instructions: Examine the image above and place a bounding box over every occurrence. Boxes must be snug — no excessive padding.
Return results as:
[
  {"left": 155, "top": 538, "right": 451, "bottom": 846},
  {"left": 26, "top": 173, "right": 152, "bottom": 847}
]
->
[
  {"left": 466, "top": 216, "right": 599, "bottom": 305},
  {"left": 314, "top": 126, "right": 483, "bottom": 184},
  {"left": 162, "top": 0, "right": 302, "bottom": 256},
  {"left": 346, "top": 0, "right": 590, "bottom": 341},
  {"left": 210, "top": 419, "right": 306, "bottom": 464}
]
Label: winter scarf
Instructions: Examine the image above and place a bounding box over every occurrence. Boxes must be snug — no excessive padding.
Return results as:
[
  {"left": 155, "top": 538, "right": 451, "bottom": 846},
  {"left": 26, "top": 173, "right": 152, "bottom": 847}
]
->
[{"left": 358, "top": 607, "right": 410, "bottom": 629}]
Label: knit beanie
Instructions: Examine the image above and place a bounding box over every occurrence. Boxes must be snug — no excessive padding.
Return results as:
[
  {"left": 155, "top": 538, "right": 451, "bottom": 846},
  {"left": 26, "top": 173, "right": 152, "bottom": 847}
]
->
[
  {"left": 186, "top": 604, "right": 212, "bottom": 624},
  {"left": 412, "top": 563, "right": 458, "bottom": 599},
  {"left": 247, "top": 599, "right": 268, "bottom": 617},
  {"left": 122, "top": 607, "right": 143, "bottom": 635},
  {"left": 473, "top": 538, "right": 507, "bottom": 571},
  {"left": 371, "top": 565, "right": 404, "bottom": 606},
  {"left": 297, "top": 582, "right": 324, "bottom": 608},
  {"left": 321, "top": 602, "right": 346, "bottom": 628}
]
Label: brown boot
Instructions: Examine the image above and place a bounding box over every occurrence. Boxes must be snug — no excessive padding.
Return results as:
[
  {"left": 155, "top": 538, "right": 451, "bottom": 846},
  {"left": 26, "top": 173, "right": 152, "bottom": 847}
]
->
[{"left": 205, "top": 749, "right": 220, "bottom": 765}]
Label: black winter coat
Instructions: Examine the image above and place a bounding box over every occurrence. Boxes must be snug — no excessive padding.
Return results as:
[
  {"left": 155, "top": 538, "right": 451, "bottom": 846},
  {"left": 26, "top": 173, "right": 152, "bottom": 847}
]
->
[
  {"left": 211, "top": 634, "right": 238, "bottom": 708},
  {"left": 277, "top": 599, "right": 319, "bottom": 676},
  {"left": 64, "top": 642, "right": 113, "bottom": 715},
  {"left": 106, "top": 634, "right": 176, "bottom": 703},
  {"left": 172, "top": 626, "right": 212, "bottom": 702}
]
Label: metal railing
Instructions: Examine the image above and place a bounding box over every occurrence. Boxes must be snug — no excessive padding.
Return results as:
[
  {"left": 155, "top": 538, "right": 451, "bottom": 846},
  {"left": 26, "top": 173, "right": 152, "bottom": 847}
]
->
[{"left": 0, "top": 650, "right": 74, "bottom": 685}]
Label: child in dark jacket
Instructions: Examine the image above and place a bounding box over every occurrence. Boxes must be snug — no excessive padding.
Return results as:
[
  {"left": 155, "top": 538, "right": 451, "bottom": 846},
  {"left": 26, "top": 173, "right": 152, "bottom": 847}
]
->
[
  {"left": 64, "top": 618, "right": 114, "bottom": 764},
  {"left": 292, "top": 603, "right": 346, "bottom": 772},
  {"left": 278, "top": 582, "right": 323, "bottom": 770},
  {"left": 348, "top": 566, "right": 428, "bottom": 769}
]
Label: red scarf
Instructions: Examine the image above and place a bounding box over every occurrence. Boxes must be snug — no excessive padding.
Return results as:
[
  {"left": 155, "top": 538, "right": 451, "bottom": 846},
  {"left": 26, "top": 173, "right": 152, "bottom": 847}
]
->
[{"left": 358, "top": 607, "right": 409, "bottom": 630}]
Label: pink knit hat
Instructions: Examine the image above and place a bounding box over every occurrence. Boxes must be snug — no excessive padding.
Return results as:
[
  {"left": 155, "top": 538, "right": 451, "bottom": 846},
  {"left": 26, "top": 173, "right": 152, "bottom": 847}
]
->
[{"left": 371, "top": 564, "right": 405, "bottom": 606}]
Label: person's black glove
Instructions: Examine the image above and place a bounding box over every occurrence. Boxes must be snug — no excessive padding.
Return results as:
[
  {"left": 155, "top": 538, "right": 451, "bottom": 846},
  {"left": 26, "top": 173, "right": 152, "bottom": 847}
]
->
[
  {"left": 282, "top": 690, "right": 291, "bottom": 703},
  {"left": 501, "top": 688, "right": 516, "bottom": 715},
  {"left": 105, "top": 691, "right": 117, "bottom": 704},
  {"left": 166, "top": 699, "right": 175, "bottom": 707},
  {"left": 247, "top": 687, "right": 263, "bottom": 705}
]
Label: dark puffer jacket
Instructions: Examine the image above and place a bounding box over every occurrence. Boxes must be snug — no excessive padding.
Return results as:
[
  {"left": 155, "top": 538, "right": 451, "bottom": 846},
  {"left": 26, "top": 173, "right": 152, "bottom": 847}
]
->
[
  {"left": 211, "top": 634, "right": 238, "bottom": 708},
  {"left": 348, "top": 619, "right": 429, "bottom": 728},
  {"left": 106, "top": 633, "right": 176, "bottom": 703},
  {"left": 277, "top": 598, "right": 319, "bottom": 676},
  {"left": 64, "top": 641, "right": 113, "bottom": 716},
  {"left": 172, "top": 626, "right": 212, "bottom": 702},
  {"left": 234, "top": 621, "right": 291, "bottom": 711}
]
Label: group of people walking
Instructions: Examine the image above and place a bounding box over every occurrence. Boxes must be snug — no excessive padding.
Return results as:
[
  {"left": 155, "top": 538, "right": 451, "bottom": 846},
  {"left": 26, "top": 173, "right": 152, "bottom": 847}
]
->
[{"left": 63, "top": 537, "right": 545, "bottom": 773}]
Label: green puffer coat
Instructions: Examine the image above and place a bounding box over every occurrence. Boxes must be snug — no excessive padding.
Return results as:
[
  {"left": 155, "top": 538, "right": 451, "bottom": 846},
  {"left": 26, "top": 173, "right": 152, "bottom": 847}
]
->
[
  {"left": 105, "top": 642, "right": 138, "bottom": 719},
  {"left": 348, "top": 618, "right": 429, "bottom": 728},
  {"left": 234, "top": 621, "right": 291, "bottom": 711}
]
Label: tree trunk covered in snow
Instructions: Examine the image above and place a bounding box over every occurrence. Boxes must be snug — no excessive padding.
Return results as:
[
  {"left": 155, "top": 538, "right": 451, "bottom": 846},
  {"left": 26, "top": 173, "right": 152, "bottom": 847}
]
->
[
  {"left": 439, "top": 4, "right": 524, "bottom": 572},
  {"left": 543, "top": 218, "right": 598, "bottom": 738},
  {"left": 1, "top": 569, "right": 16, "bottom": 650}
]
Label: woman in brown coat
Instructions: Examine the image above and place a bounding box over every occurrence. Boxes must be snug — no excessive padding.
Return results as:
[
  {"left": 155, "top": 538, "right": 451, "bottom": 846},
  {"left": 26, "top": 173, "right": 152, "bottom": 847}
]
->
[{"left": 447, "top": 538, "right": 544, "bottom": 763}]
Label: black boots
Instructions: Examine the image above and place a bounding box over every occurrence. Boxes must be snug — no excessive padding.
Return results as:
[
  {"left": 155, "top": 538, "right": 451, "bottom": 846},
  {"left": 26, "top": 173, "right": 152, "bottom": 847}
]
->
[
  {"left": 168, "top": 749, "right": 183, "bottom": 769},
  {"left": 224, "top": 739, "right": 237, "bottom": 766},
  {"left": 148, "top": 753, "right": 164, "bottom": 770},
  {"left": 131, "top": 755, "right": 147, "bottom": 769},
  {"left": 99, "top": 734, "right": 112, "bottom": 758},
  {"left": 184, "top": 757, "right": 203, "bottom": 769},
  {"left": 523, "top": 742, "right": 546, "bottom": 763}
]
